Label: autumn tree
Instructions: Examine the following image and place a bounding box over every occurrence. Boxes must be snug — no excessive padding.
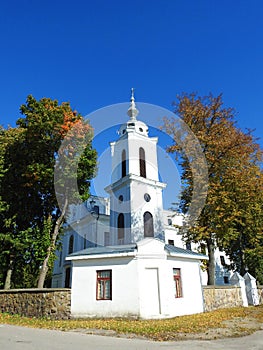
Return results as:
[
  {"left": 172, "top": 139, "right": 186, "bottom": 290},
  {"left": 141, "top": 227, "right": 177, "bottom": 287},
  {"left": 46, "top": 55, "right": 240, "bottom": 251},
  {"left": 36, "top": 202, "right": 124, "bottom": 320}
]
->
[
  {"left": 0, "top": 95, "right": 97, "bottom": 288},
  {"left": 219, "top": 163, "right": 263, "bottom": 282},
  {"left": 163, "top": 93, "right": 263, "bottom": 284}
]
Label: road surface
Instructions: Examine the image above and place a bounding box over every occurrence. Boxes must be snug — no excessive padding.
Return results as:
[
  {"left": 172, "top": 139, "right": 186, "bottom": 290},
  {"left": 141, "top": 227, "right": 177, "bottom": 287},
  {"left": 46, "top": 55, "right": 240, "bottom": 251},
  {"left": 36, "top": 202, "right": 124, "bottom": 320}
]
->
[{"left": 1, "top": 324, "right": 263, "bottom": 350}]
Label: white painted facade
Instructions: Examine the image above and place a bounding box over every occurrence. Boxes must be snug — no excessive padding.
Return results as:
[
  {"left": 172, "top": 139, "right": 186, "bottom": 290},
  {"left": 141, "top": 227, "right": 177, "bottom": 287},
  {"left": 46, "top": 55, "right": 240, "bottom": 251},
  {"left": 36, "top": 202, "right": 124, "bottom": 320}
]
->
[
  {"left": 67, "top": 238, "right": 207, "bottom": 319},
  {"left": 105, "top": 101, "right": 166, "bottom": 245},
  {"left": 52, "top": 89, "right": 232, "bottom": 316},
  {"left": 162, "top": 209, "right": 232, "bottom": 285},
  {"left": 52, "top": 196, "right": 111, "bottom": 288}
]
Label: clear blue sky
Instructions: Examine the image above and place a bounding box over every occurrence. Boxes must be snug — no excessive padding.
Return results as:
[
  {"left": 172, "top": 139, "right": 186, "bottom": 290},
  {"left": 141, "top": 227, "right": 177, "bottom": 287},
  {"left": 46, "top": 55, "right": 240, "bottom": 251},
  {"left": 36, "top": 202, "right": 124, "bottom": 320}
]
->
[{"left": 1, "top": 0, "right": 262, "bottom": 207}]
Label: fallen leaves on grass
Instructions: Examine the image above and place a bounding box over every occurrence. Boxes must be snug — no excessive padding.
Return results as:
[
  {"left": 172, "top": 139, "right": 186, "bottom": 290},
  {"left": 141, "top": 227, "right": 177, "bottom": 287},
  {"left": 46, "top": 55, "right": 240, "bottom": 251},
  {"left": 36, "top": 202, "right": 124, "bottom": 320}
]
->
[{"left": 0, "top": 306, "right": 262, "bottom": 341}]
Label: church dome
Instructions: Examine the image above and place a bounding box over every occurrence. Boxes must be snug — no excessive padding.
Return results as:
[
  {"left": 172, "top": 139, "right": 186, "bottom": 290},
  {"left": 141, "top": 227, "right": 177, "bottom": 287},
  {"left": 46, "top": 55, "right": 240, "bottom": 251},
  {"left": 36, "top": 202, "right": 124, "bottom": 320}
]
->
[
  {"left": 119, "top": 119, "right": 149, "bottom": 137},
  {"left": 118, "top": 89, "right": 149, "bottom": 137}
]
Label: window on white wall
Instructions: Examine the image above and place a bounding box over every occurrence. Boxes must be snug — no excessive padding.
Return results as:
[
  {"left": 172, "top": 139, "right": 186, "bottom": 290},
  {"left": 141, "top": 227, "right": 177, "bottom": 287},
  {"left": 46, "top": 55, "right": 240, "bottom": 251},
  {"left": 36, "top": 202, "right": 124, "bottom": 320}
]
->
[
  {"left": 139, "top": 147, "right": 146, "bottom": 178},
  {"left": 186, "top": 242, "right": 192, "bottom": 250},
  {"left": 118, "top": 213, "right": 124, "bottom": 243},
  {"left": 220, "top": 255, "right": 226, "bottom": 266},
  {"left": 68, "top": 235, "right": 74, "bottom": 254},
  {"left": 121, "top": 149, "right": 126, "bottom": 178},
  {"left": 173, "top": 268, "right": 183, "bottom": 298},
  {"left": 144, "top": 211, "right": 154, "bottom": 237},
  {"left": 96, "top": 270, "right": 112, "bottom": 300},
  {"left": 65, "top": 267, "right": 71, "bottom": 288},
  {"left": 224, "top": 276, "right": 229, "bottom": 284}
]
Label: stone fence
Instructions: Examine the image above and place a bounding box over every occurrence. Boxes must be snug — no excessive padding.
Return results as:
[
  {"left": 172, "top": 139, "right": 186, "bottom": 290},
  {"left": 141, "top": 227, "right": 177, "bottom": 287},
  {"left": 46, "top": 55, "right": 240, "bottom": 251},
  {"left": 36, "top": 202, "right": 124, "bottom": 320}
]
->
[
  {"left": 0, "top": 286, "right": 262, "bottom": 319},
  {"left": 203, "top": 285, "right": 243, "bottom": 312},
  {"left": 0, "top": 288, "right": 71, "bottom": 319}
]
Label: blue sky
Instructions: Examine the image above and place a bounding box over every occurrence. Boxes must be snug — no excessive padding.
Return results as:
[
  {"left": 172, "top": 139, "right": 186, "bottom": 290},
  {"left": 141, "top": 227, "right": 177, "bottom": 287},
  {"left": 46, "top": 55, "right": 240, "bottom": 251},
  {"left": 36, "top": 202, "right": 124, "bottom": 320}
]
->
[{"left": 1, "top": 0, "right": 263, "bottom": 207}]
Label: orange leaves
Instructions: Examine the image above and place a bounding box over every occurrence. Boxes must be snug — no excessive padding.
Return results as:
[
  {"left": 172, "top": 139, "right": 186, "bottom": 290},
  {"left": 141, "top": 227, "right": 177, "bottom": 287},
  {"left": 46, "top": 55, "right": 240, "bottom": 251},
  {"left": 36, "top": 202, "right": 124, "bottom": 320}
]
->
[
  {"left": 162, "top": 92, "right": 263, "bottom": 280},
  {"left": 58, "top": 109, "right": 93, "bottom": 154},
  {"left": 59, "top": 118, "right": 93, "bottom": 160},
  {"left": 59, "top": 111, "right": 78, "bottom": 136}
]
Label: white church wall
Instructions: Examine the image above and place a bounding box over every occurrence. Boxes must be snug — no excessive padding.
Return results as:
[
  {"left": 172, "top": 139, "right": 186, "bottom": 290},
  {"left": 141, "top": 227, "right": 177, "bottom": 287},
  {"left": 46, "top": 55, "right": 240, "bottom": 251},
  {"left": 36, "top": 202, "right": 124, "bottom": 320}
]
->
[
  {"left": 69, "top": 241, "right": 205, "bottom": 319},
  {"left": 130, "top": 180, "right": 165, "bottom": 240},
  {"left": 67, "top": 196, "right": 110, "bottom": 225},
  {"left": 135, "top": 239, "right": 204, "bottom": 318},
  {"left": 109, "top": 138, "right": 127, "bottom": 183},
  {"left": 164, "top": 228, "right": 185, "bottom": 248},
  {"left": 52, "top": 208, "right": 111, "bottom": 288},
  {"left": 52, "top": 89, "right": 233, "bottom": 308},
  {"left": 137, "top": 257, "right": 204, "bottom": 318},
  {"left": 136, "top": 239, "right": 205, "bottom": 318},
  {"left": 166, "top": 258, "right": 204, "bottom": 316},
  {"left": 214, "top": 250, "right": 232, "bottom": 285},
  {"left": 127, "top": 135, "right": 159, "bottom": 181},
  {"left": 162, "top": 210, "right": 233, "bottom": 286},
  {"left": 162, "top": 210, "right": 185, "bottom": 247},
  {"left": 70, "top": 256, "right": 140, "bottom": 318},
  {"left": 108, "top": 184, "right": 132, "bottom": 245}
]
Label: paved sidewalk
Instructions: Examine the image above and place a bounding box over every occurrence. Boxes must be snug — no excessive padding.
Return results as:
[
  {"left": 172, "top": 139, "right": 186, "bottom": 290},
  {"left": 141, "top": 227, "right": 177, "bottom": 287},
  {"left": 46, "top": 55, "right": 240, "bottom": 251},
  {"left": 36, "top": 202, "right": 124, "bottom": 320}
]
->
[{"left": 1, "top": 324, "right": 263, "bottom": 350}]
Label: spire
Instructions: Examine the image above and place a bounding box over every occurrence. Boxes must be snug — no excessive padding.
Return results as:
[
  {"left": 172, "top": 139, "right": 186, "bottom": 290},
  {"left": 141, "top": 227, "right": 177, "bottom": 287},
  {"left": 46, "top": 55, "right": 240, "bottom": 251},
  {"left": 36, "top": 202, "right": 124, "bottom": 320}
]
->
[{"left": 127, "top": 88, "right": 139, "bottom": 120}]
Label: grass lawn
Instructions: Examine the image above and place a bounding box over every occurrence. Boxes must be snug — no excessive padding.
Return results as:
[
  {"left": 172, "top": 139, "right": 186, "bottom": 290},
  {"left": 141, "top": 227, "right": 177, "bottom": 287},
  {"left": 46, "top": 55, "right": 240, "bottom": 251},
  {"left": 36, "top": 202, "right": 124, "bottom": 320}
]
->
[{"left": 1, "top": 306, "right": 263, "bottom": 341}]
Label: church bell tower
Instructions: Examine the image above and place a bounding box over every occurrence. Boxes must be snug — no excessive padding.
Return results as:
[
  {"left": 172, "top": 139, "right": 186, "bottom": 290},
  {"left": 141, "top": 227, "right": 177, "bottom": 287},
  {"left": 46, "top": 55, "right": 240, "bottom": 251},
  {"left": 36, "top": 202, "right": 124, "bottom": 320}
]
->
[{"left": 105, "top": 90, "right": 166, "bottom": 244}]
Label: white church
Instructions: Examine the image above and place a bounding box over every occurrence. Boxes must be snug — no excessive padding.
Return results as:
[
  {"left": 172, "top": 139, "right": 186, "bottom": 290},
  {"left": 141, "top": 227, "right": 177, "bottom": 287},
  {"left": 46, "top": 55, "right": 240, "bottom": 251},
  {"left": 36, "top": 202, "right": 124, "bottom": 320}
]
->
[{"left": 52, "top": 91, "right": 232, "bottom": 319}]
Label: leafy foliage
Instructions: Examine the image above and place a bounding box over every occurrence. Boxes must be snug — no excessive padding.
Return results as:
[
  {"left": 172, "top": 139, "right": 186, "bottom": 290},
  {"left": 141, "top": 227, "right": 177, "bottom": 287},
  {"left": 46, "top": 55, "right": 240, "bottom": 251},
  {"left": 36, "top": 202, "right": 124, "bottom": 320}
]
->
[
  {"left": 0, "top": 96, "right": 97, "bottom": 288},
  {"left": 163, "top": 93, "right": 263, "bottom": 283}
]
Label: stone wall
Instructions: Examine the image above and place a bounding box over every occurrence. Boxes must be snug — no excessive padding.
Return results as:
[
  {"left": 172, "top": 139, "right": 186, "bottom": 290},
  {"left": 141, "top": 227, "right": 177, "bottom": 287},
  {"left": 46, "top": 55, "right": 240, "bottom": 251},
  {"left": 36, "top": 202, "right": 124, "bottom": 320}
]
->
[
  {"left": 0, "top": 288, "right": 71, "bottom": 319},
  {"left": 203, "top": 285, "right": 243, "bottom": 312},
  {"left": 0, "top": 286, "right": 260, "bottom": 320}
]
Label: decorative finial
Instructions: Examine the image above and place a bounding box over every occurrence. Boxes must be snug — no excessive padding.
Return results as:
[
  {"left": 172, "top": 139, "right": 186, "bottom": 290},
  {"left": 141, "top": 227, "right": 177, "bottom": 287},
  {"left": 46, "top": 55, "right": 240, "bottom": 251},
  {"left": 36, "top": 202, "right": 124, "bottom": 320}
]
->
[
  {"left": 127, "top": 88, "right": 139, "bottom": 120},
  {"left": 131, "top": 87, "right": 135, "bottom": 100}
]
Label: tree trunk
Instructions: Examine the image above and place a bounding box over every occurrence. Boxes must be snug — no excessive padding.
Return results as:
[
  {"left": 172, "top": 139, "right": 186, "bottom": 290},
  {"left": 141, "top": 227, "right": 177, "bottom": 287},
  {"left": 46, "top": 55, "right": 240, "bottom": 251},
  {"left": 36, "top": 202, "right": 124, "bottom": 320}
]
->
[
  {"left": 4, "top": 257, "right": 14, "bottom": 290},
  {"left": 37, "top": 198, "right": 68, "bottom": 288},
  {"left": 206, "top": 237, "right": 216, "bottom": 285},
  {"left": 239, "top": 233, "right": 246, "bottom": 276}
]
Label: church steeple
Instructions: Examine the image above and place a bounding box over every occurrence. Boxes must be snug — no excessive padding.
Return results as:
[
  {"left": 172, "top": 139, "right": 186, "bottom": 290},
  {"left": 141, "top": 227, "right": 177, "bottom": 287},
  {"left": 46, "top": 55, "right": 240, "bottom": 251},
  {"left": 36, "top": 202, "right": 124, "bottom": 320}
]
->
[
  {"left": 105, "top": 89, "right": 166, "bottom": 245},
  {"left": 127, "top": 88, "right": 139, "bottom": 121},
  {"left": 118, "top": 89, "right": 148, "bottom": 137}
]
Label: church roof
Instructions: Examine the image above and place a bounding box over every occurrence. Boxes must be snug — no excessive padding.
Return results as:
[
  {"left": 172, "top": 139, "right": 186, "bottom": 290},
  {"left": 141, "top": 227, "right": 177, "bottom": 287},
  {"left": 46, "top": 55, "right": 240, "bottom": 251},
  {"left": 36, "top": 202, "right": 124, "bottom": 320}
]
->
[
  {"left": 67, "top": 239, "right": 208, "bottom": 261},
  {"left": 68, "top": 244, "right": 137, "bottom": 257},
  {"left": 165, "top": 244, "right": 208, "bottom": 260}
]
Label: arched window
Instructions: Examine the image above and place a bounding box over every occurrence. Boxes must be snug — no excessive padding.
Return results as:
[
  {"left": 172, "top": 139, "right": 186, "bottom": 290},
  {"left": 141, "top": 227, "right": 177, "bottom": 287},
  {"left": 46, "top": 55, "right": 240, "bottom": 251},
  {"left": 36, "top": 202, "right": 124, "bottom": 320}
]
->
[
  {"left": 121, "top": 149, "right": 126, "bottom": 177},
  {"left": 139, "top": 147, "right": 146, "bottom": 178},
  {"left": 65, "top": 267, "right": 71, "bottom": 288},
  {"left": 68, "top": 234, "right": 74, "bottom": 254},
  {"left": 143, "top": 211, "right": 154, "bottom": 237},
  {"left": 117, "top": 213, "right": 124, "bottom": 241}
]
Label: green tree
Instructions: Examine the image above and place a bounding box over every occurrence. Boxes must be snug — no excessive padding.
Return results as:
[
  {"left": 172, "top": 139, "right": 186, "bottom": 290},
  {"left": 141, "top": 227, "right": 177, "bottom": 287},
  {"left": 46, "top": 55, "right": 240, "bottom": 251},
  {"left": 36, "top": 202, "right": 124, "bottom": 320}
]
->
[
  {"left": 163, "top": 93, "right": 263, "bottom": 284},
  {"left": 0, "top": 126, "right": 8, "bottom": 288},
  {"left": 0, "top": 96, "right": 97, "bottom": 288},
  {"left": 0, "top": 126, "right": 31, "bottom": 289}
]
